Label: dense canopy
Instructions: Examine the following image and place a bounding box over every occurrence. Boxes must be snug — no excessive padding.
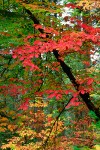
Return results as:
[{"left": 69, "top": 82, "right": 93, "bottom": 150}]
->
[{"left": 0, "top": 0, "right": 100, "bottom": 149}]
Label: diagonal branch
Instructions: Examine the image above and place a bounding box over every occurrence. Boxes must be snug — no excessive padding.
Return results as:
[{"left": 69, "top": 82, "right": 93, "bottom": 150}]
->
[
  {"left": 0, "top": 57, "right": 12, "bottom": 77},
  {"left": 53, "top": 50, "right": 100, "bottom": 120},
  {"left": 24, "top": 8, "right": 100, "bottom": 120},
  {"left": 42, "top": 97, "right": 73, "bottom": 149}
]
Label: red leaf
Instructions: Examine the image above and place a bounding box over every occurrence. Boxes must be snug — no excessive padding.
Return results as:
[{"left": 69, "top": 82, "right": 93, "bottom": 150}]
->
[
  {"left": 87, "top": 78, "right": 94, "bottom": 85},
  {"left": 18, "top": 102, "right": 29, "bottom": 111},
  {"left": 34, "top": 24, "right": 43, "bottom": 29},
  {"left": 12, "top": 54, "right": 17, "bottom": 59},
  {"left": 18, "top": 98, "right": 30, "bottom": 111},
  {"left": 65, "top": 3, "right": 77, "bottom": 9},
  {"left": 44, "top": 27, "right": 59, "bottom": 35},
  {"left": 64, "top": 90, "right": 69, "bottom": 95},
  {"left": 83, "top": 61, "right": 90, "bottom": 66},
  {"left": 39, "top": 33, "right": 46, "bottom": 38},
  {"left": 34, "top": 40, "right": 42, "bottom": 45},
  {"left": 48, "top": 117, "right": 53, "bottom": 123},
  {"left": 56, "top": 94, "right": 62, "bottom": 100},
  {"left": 73, "top": 92, "right": 78, "bottom": 97},
  {"left": 74, "top": 102, "right": 82, "bottom": 106},
  {"left": 66, "top": 97, "right": 82, "bottom": 109},
  {"left": 71, "top": 97, "right": 78, "bottom": 103},
  {"left": 48, "top": 93, "right": 56, "bottom": 99},
  {"left": 80, "top": 90, "right": 85, "bottom": 94}
]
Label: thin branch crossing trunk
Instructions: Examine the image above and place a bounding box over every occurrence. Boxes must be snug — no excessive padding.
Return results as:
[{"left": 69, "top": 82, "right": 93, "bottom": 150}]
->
[{"left": 25, "top": 8, "right": 100, "bottom": 120}]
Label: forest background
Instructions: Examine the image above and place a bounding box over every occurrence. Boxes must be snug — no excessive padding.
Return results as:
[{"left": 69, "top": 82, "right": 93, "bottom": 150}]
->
[{"left": 0, "top": 0, "right": 100, "bottom": 149}]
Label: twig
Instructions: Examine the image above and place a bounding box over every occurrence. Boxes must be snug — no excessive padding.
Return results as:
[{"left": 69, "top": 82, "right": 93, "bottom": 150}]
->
[
  {"left": 42, "top": 97, "right": 73, "bottom": 149},
  {"left": 0, "top": 57, "right": 12, "bottom": 77}
]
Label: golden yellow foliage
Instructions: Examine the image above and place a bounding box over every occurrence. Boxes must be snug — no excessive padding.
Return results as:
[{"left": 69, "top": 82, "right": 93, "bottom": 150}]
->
[
  {"left": 8, "top": 124, "right": 17, "bottom": 132},
  {"left": 15, "top": 0, "right": 61, "bottom": 14},
  {"left": 76, "top": 0, "right": 100, "bottom": 10},
  {"left": 93, "top": 145, "right": 100, "bottom": 150},
  {"left": 0, "top": 117, "right": 8, "bottom": 122},
  {"left": 0, "top": 127, "right": 6, "bottom": 132}
]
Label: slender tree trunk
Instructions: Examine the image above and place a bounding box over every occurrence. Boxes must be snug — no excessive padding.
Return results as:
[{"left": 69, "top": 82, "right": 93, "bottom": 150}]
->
[{"left": 24, "top": 8, "right": 100, "bottom": 120}]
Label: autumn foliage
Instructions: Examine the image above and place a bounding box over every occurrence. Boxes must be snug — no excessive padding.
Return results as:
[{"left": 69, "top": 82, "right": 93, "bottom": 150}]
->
[{"left": 0, "top": 0, "right": 100, "bottom": 149}]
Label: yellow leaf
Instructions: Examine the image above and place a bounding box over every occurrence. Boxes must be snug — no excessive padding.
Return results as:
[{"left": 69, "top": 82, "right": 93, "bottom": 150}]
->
[
  {"left": 0, "top": 123, "right": 7, "bottom": 126},
  {"left": 9, "top": 110, "right": 15, "bottom": 115},
  {"left": 1, "top": 117, "right": 8, "bottom": 121},
  {"left": 8, "top": 125, "right": 16, "bottom": 131},
  {"left": 0, "top": 127, "right": 6, "bottom": 132},
  {"left": 94, "top": 145, "right": 100, "bottom": 150}
]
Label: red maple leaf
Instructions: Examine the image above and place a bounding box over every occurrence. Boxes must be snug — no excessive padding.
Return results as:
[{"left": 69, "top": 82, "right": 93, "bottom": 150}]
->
[
  {"left": 87, "top": 78, "right": 94, "bottom": 85},
  {"left": 34, "top": 24, "right": 43, "bottom": 29},
  {"left": 66, "top": 97, "right": 82, "bottom": 109},
  {"left": 18, "top": 98, "right": 30, "bottom": 111},
  {"left": 65, "top": 3, "right": 80, "bottom": 9}
]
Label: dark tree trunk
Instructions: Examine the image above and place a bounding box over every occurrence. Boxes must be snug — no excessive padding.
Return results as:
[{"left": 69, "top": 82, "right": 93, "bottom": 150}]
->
[{"left": 24, "top": 8, "right": 100, "bottom": 121}]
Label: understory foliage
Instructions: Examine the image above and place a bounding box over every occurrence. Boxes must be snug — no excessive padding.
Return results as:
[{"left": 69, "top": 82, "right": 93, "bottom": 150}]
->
[{"left": 0, "top": 0, "right": 100, "bottom": 149}]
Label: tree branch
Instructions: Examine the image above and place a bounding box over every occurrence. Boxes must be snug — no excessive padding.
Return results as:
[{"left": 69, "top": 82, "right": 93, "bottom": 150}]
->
[
  {"left": 53, "top": 50, "right": 100, "bottom": 120},
  {"left": 24, "top": 8, "right": 100, "bottom": 120},
  {"left": 0, "top": 57, "right": 12, "bottom": 77},
  {"left": 42, "top": 97, "right": 73, "bottom": 149}
]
